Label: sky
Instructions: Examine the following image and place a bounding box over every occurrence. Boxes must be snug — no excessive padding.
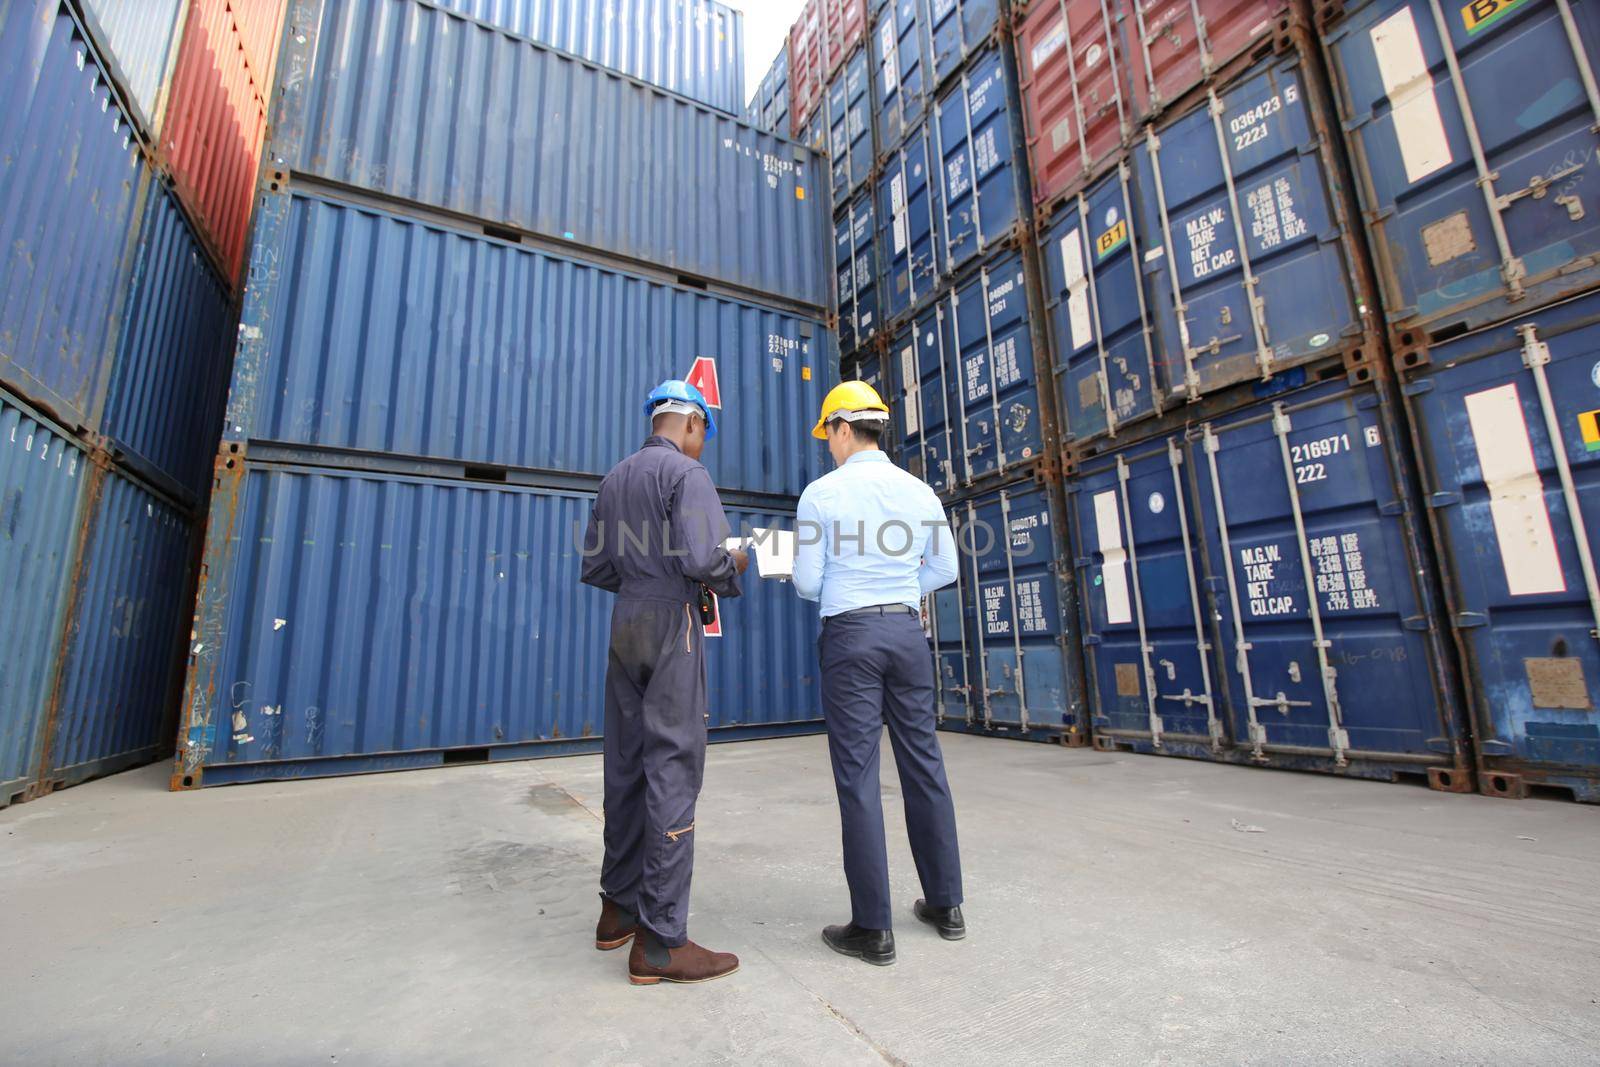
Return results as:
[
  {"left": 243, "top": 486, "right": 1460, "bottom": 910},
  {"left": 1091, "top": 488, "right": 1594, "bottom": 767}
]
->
[{"left": 726, "top": 0, "right": 807, "bottom": 108}]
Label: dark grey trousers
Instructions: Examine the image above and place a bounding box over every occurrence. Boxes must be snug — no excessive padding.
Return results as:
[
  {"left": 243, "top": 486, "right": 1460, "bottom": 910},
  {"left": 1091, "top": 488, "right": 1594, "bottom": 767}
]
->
[{"left": 819, "top": 611, "right": 963, "bottom": 929}]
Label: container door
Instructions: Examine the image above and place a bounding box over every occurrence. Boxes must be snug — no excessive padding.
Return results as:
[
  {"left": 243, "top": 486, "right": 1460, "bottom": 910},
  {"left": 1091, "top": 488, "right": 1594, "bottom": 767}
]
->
[
  {"left": 935, "top": 47, "right": 1023, "bottom": 272},
  {"left": 1015, "top": 0, "right": 1130, "bottom": 211},
  {"left": 893, "top": 313, "right": 959, "bottom": 493},
  {"left": 966, "top": 487, "right": 1071, "bottom": 728},
  {"left": 951, "top": 253, "right": 1045, "bottom": 484},
  {"left": 876, "top": 0, "right": 933, "bottom": 150},
  {"left": 1043, "top": 163, "right": 1162, "bottom": 443},
  {"left": 1193, "top": 383, "right": 1459, "bottom": 763},
  {"left": 927, "top": 562, "right": 975, "bottom": 725},
  {"left": 1324, "top": 0, "right": 1600, "bottom": 336},
  {"left": 1074, "top": 436, "right": 1224, "bottom": 745},
  {"left": 828, "top": 48, "right": 875, "bottom": 204},
  {"left": 929, "top": 0, "right": 1004, "bottom": 85},
  {"left": 1404, "top": 302, "right": 1600, "bottom": 790},
  {"left": 1131, "top": 51, "right": 1364, "bottom": 400},
  {"left": 879, "top": 125, "right": 945, "bottom": 323},
  {"left": 1121, "top": 0, "right": 1284, "bottom": 121},
  {"left": 835, "top": 193, "right": 880, "bottom": 355}
]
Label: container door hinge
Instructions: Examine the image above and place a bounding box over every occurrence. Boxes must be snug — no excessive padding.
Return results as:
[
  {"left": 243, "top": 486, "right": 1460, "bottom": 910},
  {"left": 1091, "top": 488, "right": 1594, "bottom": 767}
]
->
[
  {"left": 1478, "top": 739, "right": 1513, "bottom": 755},
  {"left": 1428, "top": 491, "right": 1462, "bottom": 509},
  {"left": 1454, "top": 612, "right": 1489, "bottom": 629}
]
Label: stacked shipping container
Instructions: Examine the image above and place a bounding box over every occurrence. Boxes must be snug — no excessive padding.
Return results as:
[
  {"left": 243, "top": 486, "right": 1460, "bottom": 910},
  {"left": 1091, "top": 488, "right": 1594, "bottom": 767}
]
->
[
  {"left": 173, "top": 0, "right": 839, "bottom": 789},
  {"left": 0, "top": 0, "right": 265, "bottom": 807}
]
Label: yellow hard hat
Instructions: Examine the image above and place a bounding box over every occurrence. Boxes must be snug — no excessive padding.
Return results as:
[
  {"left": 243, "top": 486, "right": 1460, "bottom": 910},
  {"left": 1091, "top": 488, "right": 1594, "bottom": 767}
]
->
[{"left": 812, "top": 380, "right": 890, "bottom": 439}]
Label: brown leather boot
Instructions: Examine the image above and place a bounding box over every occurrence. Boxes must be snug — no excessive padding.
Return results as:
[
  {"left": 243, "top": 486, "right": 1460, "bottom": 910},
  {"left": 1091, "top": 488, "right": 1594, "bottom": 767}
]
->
[
  {"left": 595, "top": 897, "right": 639, "bottom": 951},
  {"left": 627, "top": 931, "right": 739, "bottom": 985}
]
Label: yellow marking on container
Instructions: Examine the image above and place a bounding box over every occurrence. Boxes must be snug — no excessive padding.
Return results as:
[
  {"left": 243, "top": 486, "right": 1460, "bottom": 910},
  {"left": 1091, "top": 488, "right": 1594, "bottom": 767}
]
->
[
  {"left": 1580, "top": 408, "right": 1600, "bottom": 453},
  {"left": 1096, "top": 219, "right": 1129, "bottom": 260},
  {"left": 1462, "top": 0, "right": 1530, "bottom": 35}
]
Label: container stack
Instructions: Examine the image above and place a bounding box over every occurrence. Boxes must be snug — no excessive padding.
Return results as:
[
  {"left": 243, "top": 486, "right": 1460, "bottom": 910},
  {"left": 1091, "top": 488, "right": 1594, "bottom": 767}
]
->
[
  {"left": 170, "top": 0, "right": 837, "bottom": 790},
  {"left": 746, "top": 45, "right": 791, "bottom": 134},
  {"left": 786, "top": 0, "right": 1092, "bottom": 746},
  {"left": 0, "top": 0, "right": 283, "bottom": 808},
  {"left": 1034, "top": 0, "right": 1474, "bottom": 791},
  {"left": 1315, "top": 0, "right": 1600, "bottom": 801}
]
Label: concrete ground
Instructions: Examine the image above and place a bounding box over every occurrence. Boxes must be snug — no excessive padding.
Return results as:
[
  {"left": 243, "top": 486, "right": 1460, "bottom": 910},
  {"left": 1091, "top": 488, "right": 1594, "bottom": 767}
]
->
[{"left": 1, "top": 735, "right": 1597, "bottom": 1066}]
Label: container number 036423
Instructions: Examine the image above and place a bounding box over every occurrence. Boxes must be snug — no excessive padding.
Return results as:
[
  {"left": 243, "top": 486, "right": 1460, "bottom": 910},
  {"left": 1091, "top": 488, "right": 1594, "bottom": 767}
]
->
[{"left": 1229, "top": 85, "right": 1299, "bottom": 152}]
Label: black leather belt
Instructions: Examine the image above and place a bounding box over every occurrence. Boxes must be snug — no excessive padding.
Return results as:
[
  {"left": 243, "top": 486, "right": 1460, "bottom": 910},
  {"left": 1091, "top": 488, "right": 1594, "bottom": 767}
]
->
[{"left": 829, "top": 603, "right": 918, "bottom": 621}]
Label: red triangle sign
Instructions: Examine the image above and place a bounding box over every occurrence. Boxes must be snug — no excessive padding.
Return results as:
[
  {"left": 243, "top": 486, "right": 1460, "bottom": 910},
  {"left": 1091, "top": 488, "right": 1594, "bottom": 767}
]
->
[
  {"left": 703, "top": 592, "right": 722, "bottom": 638},
  {"left": 686, "top": 357, "right": 721, "bottom": 409}
]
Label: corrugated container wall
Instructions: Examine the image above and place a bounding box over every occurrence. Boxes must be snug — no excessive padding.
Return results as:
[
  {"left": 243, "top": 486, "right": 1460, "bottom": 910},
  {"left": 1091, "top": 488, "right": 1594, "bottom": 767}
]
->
[
  {"left": 101, "top": 178, "right": 238, "bottom": 508},
  {"left": 835, "top": 190, "right": 883, "bottom": 356},
  {"left": 77, "top": 0, "right": 187, "bottom": 137},
  {"left": 788, "top": 0, "right": 869, "bottom": 137},
  {"left": 1396, "top": 291, "right": 1600, "bottom": 801},
  {"left": 160, "top": 0, "right": 281, "bottom": 286},
  {"left": 275, "top": 0, "right": 829, "bottom": 312},
  {"left": 828, "top": 45, "right": 876, "bottom": 204},
  {"left": 1067, "top": 376, "right": 1471, "bottom": 786},
  {"left": 438, "top": 0, "right": 746, "bottom": 115},
  {"left": 1321, "top": 0, "right": 1600, "bottom": 340},
  {"left": 39, "top": 466, "right": 196, "bottom": 794},
  {"left": 1, "top": 0, "right": 149, "bottom": 434},
  {"left": 175, "top": 468, "right": 822, "bottom": 787},
  {"left": 226, "top": 190, "right": 834, "bottom": 497},
  {"left": 1013, "top": 0, "right": 1130, "bottom": 215},
  {"left": 0, "top": 395, "right": 90, "bottom": 807}
]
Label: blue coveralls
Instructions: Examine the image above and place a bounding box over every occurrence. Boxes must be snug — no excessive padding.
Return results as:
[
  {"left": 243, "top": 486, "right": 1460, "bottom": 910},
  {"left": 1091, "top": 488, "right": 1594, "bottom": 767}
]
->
[{"left": 580, "top": 436, "right": 742, "bottom": 947}]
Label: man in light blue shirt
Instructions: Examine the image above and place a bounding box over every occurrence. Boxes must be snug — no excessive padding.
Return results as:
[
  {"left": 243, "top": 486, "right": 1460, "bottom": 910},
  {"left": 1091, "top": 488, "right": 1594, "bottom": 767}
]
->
[{"left": 791, "top": 381, "right": 966, "bottom": 967}]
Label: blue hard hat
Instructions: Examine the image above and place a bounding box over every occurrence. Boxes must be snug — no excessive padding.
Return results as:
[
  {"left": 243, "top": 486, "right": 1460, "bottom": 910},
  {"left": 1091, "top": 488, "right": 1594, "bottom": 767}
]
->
[{"left": 643, "top": 379, "right": 717, "bottom": 441}]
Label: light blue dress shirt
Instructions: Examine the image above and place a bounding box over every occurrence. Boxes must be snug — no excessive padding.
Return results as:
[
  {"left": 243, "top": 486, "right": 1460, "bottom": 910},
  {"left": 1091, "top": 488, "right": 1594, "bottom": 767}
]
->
[{"left": 792, "top": 450, "right": 959, "bottom": 618}]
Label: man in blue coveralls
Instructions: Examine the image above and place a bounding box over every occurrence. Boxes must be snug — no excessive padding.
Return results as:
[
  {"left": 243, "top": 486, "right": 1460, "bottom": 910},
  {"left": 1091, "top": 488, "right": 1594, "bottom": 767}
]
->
[
  {"left": 792, "top": 380, "right": 966, "bottom": 966},
  {"left": 580, "top": 380, "right": 748, "bottom": 986}
]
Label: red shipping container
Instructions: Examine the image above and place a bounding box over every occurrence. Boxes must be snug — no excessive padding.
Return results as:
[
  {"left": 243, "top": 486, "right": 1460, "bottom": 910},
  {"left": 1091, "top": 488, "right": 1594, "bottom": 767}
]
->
[
  {"left": 1014, "top": 0, "right": 1131, "bottom": 213},
  {"left": 160, "top": 0, "right": 285, "bottom": 288},
  {"left": 1120, "top": 0, "right": 1288, "bottom": 120},
  {"left": 787, "top": 0, "right": 867, "bottom": 138}
]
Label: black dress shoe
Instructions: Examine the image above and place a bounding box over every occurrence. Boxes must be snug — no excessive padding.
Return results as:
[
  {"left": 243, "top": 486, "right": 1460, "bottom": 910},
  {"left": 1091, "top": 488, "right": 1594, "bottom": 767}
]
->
[
  {"left": 914, "top": 899, "right": 966, "bottom": 941},
  {"left": 822, "top": 922, "right": 896, "bottom": 966}
]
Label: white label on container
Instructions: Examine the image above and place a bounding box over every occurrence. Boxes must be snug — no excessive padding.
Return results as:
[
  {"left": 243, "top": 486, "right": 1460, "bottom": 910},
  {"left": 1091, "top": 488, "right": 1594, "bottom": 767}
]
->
[
  {"left": 1371, "top": 7, "right": 1452, "bottom": 184},
  {"left": 904, "top": 389, "right": 921, "bottom": 437},
  {"left": 900, "top": 343, "right": 917, "bottom": 397},
  {"left": 1059, "top": 228, "right": 1093, "bottom": 351},
  {"left": 1031, "top": 19, "right": 1068, "bottom": 70},
  {"left": 1093, "top": 491, "right": 1134, "bottom": 625},
  {"left": 879, "top": 21, "right": 899, "bottom": 94},
  {"left": 891, "top": 172, "right": 909, "bottom": 255},
  {"left": 1463, "top": 382, "right": 1566, "bottom": 596}
]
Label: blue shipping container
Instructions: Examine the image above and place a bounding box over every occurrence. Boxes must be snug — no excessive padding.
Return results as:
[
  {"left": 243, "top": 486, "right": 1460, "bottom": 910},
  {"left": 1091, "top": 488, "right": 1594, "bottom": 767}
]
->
[
  {"left": 275, "top": 0, "right": 830, "bottom": 311},
  {"left": 175, "top": 465, "right": 822, "bottom": 787},
  {"left": 42, "top": 465, "right": 195, "bottom": 792},
  {"left": 929, "top": 0, "right": 1004, "bottom": 88},
  {"left": 878, "top": 122, "right": 945, "bottom": 326},
  {"left": 77, "top": 0, "right": 185, "bottom": 138},
  {"left": 937, "top": 481, "right": 1087, "bottom": 738},
  {"left": 436, "top": 0, "right": 746, "bottom": 115},
  {"left": 1069, "top": 377, "right": 1470, "bottom": 784},
  {"left": 1130, "top": 37, "right": 1379, "bottom": 402},
  {"left": 226, "top": 190, "right": 835, "bottom": 497},
  {"left": 1040, "top": 161, "right": 1165, "bottom": 444},
  {"left": 102, "top": 179, "right": 237, "bottom": 507},
  {"left": 1397, "top": 289, "right": 1600, "bottom": 801},
  {"left": 873, "top": 0, "right": 935, "bottom": 152},
  {"left": 0, "top": 392, "right": 91, "bottom": 807},
  {"left": 888, "top": 311, "right": 960, "bottom": 495},
  {"left": 937, "top": 249, "right": 1051, "bottom": 488},
  {"left": 828, "top": 46, "right": 876, "bottom": 204},
  {"left": 935, "top": 44, "right": 1031, "bottom": 275},
  {"left": 1323, "top": 0, "right": 1600, "bottom": 338},
  {"left": 1, "top": 0, "right": 149, "bottom": 433},
  {"left": 835, "top": 189, "right": 883, "bottom": 356}
]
